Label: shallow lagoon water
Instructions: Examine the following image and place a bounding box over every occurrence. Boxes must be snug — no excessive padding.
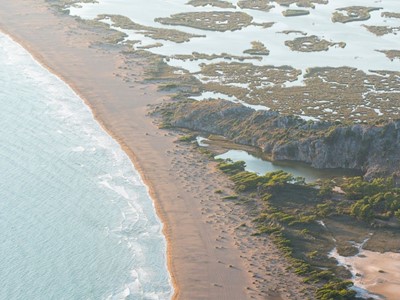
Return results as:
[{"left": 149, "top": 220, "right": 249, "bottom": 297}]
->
[
  {"left": 69, "top": 0, "right": 400, "bottom": 74},
  {"left": 215, "top": 149, "right": 360, "bottom": 182},
  {"left": 68, "top": 0, "right": 400, "bottom": 121},
  {"left": 0, "top": 33, "right": 172, "bottom": 299}
]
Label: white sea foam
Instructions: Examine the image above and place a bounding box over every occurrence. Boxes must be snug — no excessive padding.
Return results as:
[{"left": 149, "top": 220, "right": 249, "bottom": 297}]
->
[
  {"left": 72, "top": 146, "right": 85, "bottom": 152},
  {"left": 0, "top": 32, "right": 172, "bottom": 299}
]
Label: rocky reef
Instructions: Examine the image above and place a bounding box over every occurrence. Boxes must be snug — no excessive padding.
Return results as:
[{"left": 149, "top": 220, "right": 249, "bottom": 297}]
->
[{"left": 160, "top": 99, "right": 400, "bottom": 179}]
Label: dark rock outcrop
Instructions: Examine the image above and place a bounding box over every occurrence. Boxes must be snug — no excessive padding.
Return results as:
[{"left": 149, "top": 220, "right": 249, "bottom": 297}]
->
[{"left": 165, "top": 100, "right": 400, "bottom": 179}]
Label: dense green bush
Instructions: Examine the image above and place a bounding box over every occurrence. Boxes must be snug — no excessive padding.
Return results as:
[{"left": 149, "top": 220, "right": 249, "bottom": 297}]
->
[
  {"left": 216, "top": 158, "right": 366, "bottom": 299},
  {"left": 178, "top": 134, "right": 196, "bottom": 142},
  {"left": 231, "top": 171, "right": 268, "bottom": 192},
  {"left": 217, "top": 160, "right": 246, "bottom": 175},
  {"left": 341, "top": 176, "right": 394, "bottom": 200},
  {"left": 316, "top": 280, "right": 356, "bottom": 300},
  {"left": 350, "top": 190, "right": 400, "bottom": 221}
]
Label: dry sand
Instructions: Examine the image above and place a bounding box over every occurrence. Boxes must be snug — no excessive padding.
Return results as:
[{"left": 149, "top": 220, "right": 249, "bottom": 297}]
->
[{"left": 0, "top": 1, "right": 309, "bottom": 299}]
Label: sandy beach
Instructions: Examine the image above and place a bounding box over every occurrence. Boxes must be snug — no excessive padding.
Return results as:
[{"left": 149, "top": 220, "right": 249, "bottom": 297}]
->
[{"left": 0, "top": 1, "right": 309, "bottom": 299}]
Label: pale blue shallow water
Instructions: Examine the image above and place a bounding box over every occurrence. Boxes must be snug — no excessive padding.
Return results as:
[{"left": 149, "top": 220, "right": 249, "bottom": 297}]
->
[
  {"left": 0, "top": 32, "right": 172, "bottom": 299},
  {"left": 215, "top": 149, "right": 360, "bottom": 183}
]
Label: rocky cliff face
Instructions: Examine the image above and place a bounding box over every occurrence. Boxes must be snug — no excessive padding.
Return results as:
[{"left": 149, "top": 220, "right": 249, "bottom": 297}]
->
[{"left": 164, "top": 100, "right": 400, "bottom": 179}]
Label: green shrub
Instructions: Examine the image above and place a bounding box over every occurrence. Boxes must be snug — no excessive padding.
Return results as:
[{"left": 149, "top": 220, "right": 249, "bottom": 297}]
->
[
  {"left": 222, "top": 195, "right": 238, "bottom": 200},
  {"left": 316, "top": 280, "right": 356, "bottom": 300},
  {"left": 178, "top": 134, "right": 196, "bottom": 142},
  {"left": 217, "top": 160, "right": 246, "bottom": 175}
]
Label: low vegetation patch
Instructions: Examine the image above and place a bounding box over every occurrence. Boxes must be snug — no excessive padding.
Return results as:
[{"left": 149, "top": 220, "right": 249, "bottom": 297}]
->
[
  {"left": 381, "top": 11, "right": 400, "bottom": 19},
  {"left": 332, "top": 6, "right": 382, "bottom": 23},
  {"left": 363, "top": 25, "right": 400, "bottom": 36},
  {"left": 282, "top": 9, "right": 310, "bottom": 17},
  {"left": 275, "top": 0, "right": 328, "bottom": 8},
  {"left": 197, "top": 62, "right": 400, "bottom": 122},
  {"left": 215, "top": 158, "right": 400, "bottom": 299},
  {"left": 243, "top": 41, "right": 270, "bottom": 56},
  {"left": 237, "top": 0, "right": 274, "bottom": 12},
  {"left": 97, "top": 14, "right": 205, "bottom": 43},
  {"left": 155, "top": 11, "right": 254, "bottom": 32},
  {"left": 377, "top": 49, "right": 400, "bottom": 61},
  {"left": 186, "top": 0, "right": 236, "bottom": 9},
  {"left": 171, "top": 51, "right": 262, "bottom": 62},
  {"left": 178, "top": 134, "right": 197, "bottom": 142},
  {"left": 285, "top": 35, "right": 345, "bottom": 52}
]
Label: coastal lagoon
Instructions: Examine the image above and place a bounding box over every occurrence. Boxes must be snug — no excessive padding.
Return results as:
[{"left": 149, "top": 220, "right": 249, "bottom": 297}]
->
[
  {"left": 0, "top": 33, "right": 172, "bottom": 299},
  {"left": 68, "top": 0, "right": 399, "bottom": 73},
  {"left": 68, "top": 0, "right": 400, "bottom": 122},
  {"left": 4, "top": 0, "right": 399, "bottom": 298},
  {"left": 215, "top": 149, "right": 360, "bottom": 183}
]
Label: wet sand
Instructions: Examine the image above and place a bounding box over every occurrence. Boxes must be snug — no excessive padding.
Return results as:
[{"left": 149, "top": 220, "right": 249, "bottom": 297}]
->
[
  {"left": 343, "top": 250, "right": 400, "bottom": 300},
  {"left": 0, "top": 1, "right": 308, "bottom": 299}
]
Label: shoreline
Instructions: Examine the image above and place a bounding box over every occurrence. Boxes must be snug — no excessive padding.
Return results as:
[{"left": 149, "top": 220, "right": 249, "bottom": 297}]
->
[
  {"left": 0, "top": 30, "right": 174, "bottom": 298},
  {"left": 0, "top": 25, "right": 176, "bottom": 300},
  {"left": 0, "top": 19, "right": 180, "bottom": 300},
  {"left": 0, "top": 5, "right": 181, "bottom": 298},
  {"left": 0, "top": 1, "right": 315, "bottom": 299},
  {"left": 0, "top": 1, "right": 249, "bottom": 299}
]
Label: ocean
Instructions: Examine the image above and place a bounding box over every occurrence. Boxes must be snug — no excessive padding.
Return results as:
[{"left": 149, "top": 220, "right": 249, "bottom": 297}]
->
[{"left": 0, "top": 32, "right": 172, "bottom": 299}]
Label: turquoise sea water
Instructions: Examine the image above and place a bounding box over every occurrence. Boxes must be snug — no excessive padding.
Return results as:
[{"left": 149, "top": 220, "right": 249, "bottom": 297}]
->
[{"left": 0, "top": 33, "right": 172, "bottom": 299}]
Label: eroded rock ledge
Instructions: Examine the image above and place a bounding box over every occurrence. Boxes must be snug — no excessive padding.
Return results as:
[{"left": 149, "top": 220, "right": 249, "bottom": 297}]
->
[{"left": 160, "top": 99, "right": 400, "bottom": 179}]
